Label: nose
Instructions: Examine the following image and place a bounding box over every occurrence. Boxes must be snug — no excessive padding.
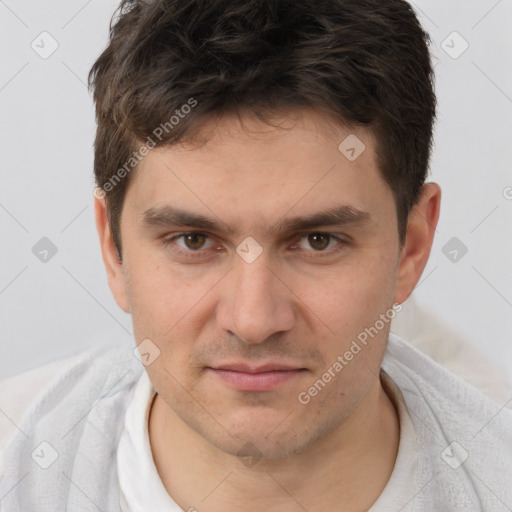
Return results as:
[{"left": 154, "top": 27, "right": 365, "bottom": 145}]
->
[{"left": 216, "top": 254, "right": 296, "bottom": 345}]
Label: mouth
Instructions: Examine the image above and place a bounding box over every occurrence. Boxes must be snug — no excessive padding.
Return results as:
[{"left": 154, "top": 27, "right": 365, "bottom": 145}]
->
[{"left": 207, "top": 362, "right": 308, "bottom": 392}]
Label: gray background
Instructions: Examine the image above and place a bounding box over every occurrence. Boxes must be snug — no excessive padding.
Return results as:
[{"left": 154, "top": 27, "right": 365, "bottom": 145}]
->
[{"left": 1, "top": 0, "right": 511, "bottom": 380}]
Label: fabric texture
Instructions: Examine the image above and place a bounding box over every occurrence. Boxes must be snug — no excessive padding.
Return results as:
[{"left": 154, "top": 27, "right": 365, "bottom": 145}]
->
[
  {"left": 1, "top": 333, "right": 512, "bottom": 511},
  {"left": 1, "top": 342, "right": 141, "bottom": 512},
  {"left": 391, "top": 296, "right": 512, "bottom": 405},
  {"left": 117, "top": 371, "right": 179, "bottom": 511}
]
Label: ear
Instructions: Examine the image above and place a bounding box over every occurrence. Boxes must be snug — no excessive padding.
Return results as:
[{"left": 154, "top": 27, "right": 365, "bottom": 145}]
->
[
  {"left": 94, "top": 194, "right": 131, "bottom": 313},
  {"left": 394, "top": 182, "right": 441, "bottom": 305}
]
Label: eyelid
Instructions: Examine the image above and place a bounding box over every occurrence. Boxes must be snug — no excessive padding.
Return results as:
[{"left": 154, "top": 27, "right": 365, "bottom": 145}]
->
[
  {"left": 163, "top": 231, "right": 218, "bottom": 258},
  {"left": 293, "top": 232, "right": 344, "bottom": 247}
]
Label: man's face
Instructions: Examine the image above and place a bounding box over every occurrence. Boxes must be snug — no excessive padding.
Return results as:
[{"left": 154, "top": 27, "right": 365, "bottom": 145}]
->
[{"left": 117, "top": 109, "right": 404, "bottom": 459}]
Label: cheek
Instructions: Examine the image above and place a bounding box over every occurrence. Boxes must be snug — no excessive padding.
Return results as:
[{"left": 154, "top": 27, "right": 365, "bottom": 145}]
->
[
  {"left": 294, "top": 255, "right": 398, "bottom": 383},
  {"left": 298, "top": 251, "right": 397, "bottom": 332},
  {"left": 123, "top": 258, "right": 214, "bottom": 384},
  {"left": 122, "top": 249, "right": 211, "bottom": 340}
]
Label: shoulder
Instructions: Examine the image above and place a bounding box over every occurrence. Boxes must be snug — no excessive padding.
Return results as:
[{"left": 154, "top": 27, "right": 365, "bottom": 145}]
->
[
  {"left": 0, "top": 354, "right": 85, "bottom": 479},
  {"left": 0, "top": 342, "right": 141, "bottom": 482},
  {"left": 383, "top": 332, "right": 512, "bottom": 431},
  {"left": 383, "top": 333, "right": 512, "bottom": 508},
  {"left": 391, "top": 297, "right": 512, "bottom": 404}
]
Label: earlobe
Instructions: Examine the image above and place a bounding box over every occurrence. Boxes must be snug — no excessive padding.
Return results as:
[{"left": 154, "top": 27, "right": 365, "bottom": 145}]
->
[
  {"left": 94, "top": 196, "right": 131, "bottom": 313},
  {"left": 394, "top": 183, "right": 441, "bottom": 305}
]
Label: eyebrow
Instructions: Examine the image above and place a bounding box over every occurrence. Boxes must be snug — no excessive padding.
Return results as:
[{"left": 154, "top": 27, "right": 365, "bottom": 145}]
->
[{"left": 142, "top": 204, "right": 371, "bottom": 236}]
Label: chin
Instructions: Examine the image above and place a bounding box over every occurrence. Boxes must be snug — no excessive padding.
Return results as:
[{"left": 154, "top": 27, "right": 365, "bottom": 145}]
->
[{"left": 202, "top": 414, "right": 324, "bottom": 461}]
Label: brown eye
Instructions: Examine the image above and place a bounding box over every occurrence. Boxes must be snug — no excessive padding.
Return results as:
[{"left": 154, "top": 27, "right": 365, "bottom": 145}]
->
[
  {"left": 163, "top": 232, "right": 218, "bottom": 260},
  {"left": 292, "top": 233, "right": 345, "bottom": 257},
  {"left": 307, "top": 233, "right": 331, "bottom": 251},
  {"left": 183, "top": 233, "right": 207, "bottom": 250}
]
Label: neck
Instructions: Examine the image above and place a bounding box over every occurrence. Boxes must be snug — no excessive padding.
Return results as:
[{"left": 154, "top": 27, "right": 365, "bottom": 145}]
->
[{"left": 148, "top": 373, "right": 399, "bottom": 512}]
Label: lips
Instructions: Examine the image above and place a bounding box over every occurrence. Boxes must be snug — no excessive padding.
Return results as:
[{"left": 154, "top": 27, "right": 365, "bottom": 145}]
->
[
  {"left": 208, "top": 362, "right": 307, "bottom": 391},
  {"left": 212, "top": 362, "right": 303, "bottom": 373}
]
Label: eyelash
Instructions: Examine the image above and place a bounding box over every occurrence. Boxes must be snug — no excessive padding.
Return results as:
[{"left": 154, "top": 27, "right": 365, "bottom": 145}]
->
[{"left": 161, "top": 232, "right": 348, "bottom": 260}]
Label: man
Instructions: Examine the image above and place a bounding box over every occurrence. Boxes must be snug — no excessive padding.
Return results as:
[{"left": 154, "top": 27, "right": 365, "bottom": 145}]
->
[{"left": 1, "top": 0, "right": 511, "bottom": 511}]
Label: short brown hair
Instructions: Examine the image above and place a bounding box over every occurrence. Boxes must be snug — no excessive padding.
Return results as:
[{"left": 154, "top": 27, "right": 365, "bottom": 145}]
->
[{"left": 88, "top": 0, "right": 436, "bottom": 257}]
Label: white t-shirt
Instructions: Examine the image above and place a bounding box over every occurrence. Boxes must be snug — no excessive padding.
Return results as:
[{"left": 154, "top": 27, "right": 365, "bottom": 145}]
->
[{"left": 117, "top": 369, "right": 419, "bottom": 512}]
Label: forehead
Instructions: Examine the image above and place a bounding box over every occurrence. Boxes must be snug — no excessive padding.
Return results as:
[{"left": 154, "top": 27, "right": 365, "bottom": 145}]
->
[{"left": 123, "top": 109, "right": 393, "bottom": 230}]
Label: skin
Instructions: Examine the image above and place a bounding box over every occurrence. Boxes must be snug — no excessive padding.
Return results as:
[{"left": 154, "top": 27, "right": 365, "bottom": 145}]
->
[{"left": 95, "top": 108, "right": 441, "bottom": 511}]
